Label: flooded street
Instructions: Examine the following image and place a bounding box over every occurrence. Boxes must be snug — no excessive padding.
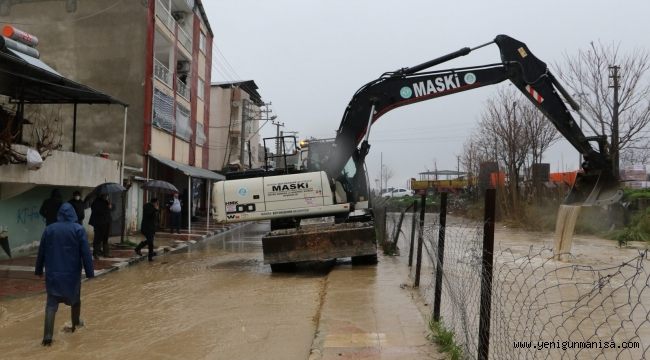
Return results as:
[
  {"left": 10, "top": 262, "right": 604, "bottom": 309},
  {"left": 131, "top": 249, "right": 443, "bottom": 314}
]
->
[
  {"left": 0, "top": 222, "right": 439, "bottom": 360},
  {"left": 0, "top": 223, "right": 323, "bottom": 360}
]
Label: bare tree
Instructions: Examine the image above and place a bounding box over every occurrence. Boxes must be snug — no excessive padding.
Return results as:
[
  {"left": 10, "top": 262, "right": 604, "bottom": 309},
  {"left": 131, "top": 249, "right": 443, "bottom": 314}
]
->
[
  {"left": 556, "top": 41, "right": 650, "bottom": 171},
  {"left": 478, "top": 88, "right": 530, "bottom": 213},
  {"left": 522, "top": 102, "right": 561, "bottom": 165},
  {"left": 381, "top": 164, "right": 395, "bottom": 190},
  {"left": 0, "top": 104, "right": 63, "bottom": 166},
  {"left": 461, "top": 135, "right": 489, "bottom": 181}
]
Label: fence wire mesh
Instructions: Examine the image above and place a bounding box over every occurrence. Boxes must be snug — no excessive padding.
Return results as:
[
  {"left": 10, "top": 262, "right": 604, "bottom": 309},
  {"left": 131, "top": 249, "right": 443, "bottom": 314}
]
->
[{"left": 387, "top": 210, "right": 650, "bottom": 360}]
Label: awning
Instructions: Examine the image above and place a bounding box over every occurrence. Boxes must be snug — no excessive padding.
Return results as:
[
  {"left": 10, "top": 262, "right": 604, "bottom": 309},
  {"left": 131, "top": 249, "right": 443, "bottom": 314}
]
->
[
  {"left": 149, "top": 154, "right": 225, "bottom": 181},
  {"left": 0, "top": 37, "right": 127, "bottom": 105}
]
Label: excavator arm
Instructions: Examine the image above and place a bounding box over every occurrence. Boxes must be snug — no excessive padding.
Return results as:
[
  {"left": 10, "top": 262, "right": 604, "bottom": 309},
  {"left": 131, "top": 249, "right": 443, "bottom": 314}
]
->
[{"left": 325, "top": 34, "right": 622, "bottom": 206}]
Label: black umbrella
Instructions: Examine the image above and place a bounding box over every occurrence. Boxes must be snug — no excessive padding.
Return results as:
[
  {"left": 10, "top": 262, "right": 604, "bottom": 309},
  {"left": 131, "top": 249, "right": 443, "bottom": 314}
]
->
[
  {"left": 143, "top": 180, "right": 179, "bottom": 194},
  {"left": 84, "top": 182, "right": 126, "bottom": 205}
]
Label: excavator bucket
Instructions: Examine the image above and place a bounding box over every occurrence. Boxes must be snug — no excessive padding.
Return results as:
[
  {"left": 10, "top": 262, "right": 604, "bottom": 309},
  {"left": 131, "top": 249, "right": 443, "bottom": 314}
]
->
[
  {"left": 565, "top": 170, "right": 623, "bottom": 207},
  {"left": 261, "top": 222, "right": 376, "bottom": 265}
]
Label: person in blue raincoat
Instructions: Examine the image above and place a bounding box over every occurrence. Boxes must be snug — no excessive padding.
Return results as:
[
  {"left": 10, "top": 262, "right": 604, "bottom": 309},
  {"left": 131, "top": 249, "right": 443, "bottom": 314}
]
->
[{"left": 35, "top": 203, "right": 95, "bottom": 346}]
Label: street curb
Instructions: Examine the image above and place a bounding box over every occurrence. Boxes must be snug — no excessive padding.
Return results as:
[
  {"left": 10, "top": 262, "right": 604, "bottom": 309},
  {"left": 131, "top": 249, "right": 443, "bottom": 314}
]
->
[{"left": 84, "top": 222, "right": 247, "bottom": 282}]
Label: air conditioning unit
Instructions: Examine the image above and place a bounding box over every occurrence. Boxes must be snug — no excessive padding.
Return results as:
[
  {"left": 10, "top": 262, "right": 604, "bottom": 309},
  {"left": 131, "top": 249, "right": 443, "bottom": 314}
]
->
[
  {"left": 177, "top": 60, "right": 191, "bottom": 74},
  {"left": 231, "top": 101, "right": 241, "bottom": 108}
]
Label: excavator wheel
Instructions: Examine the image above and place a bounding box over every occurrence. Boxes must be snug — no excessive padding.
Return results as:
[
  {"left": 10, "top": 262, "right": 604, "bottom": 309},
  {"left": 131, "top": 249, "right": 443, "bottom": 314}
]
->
[
  {"left": 270, "top": 262, "right": 297, "bottom": 273},
  {"left": 351, "top": 254, "right": 378, "bottom": 265}
]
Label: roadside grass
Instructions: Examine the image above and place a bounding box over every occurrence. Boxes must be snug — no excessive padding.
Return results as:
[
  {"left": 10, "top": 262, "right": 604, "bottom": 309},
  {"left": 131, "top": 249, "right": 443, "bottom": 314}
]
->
[{"left": 427, "top": 317, "right": 463, "bottom": 360}]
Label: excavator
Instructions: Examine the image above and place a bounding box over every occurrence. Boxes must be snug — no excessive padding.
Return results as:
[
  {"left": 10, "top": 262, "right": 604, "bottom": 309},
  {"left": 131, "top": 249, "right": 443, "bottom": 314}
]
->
[{"left": 212, "top": 34, "right": 623, "bottom": 271}]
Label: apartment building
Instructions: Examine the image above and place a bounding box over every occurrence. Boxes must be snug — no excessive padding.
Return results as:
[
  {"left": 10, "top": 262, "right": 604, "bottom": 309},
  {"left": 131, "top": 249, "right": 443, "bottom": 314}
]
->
[
  {"left": 209, "top": 81, "right": 265, "bottom": 171},
  {"left": 0, "top": 0, "right": 219, "bottom": 235}
]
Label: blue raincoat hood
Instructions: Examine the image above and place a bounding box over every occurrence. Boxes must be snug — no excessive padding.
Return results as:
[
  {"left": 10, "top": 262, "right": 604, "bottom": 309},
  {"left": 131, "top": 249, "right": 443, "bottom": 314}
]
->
[{"left": 57, "top": 202, "right": 78, "bottom": 223}]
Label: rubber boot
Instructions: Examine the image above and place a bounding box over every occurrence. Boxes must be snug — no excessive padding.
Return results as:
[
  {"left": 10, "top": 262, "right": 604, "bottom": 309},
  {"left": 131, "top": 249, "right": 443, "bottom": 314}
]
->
[
  {"left": 42, "top": 309, "right": 56, "bottom": 346},
  {"left": 64, "top": 303, "right": 83, "bottom": 333},
  {"left": 71, "top": 303, "right": 83, "bottom": 331}
]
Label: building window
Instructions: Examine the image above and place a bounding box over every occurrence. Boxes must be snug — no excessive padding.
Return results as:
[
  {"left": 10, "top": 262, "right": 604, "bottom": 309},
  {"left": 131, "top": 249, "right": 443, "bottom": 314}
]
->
[
  {"left": 196, "top": 123, "right": 206, "bottom": 146},
  {"left": 199, "top": 32, "right": 206, "bottom": 53},
  {"left": 153, "top": 88, "right": 174, "bottom": 133},
  {"left": 175, "top": 103, "right": 193, "bottom": 141},
  {"left": 197, "top": 78, "right": 204, "bottom": 99}
]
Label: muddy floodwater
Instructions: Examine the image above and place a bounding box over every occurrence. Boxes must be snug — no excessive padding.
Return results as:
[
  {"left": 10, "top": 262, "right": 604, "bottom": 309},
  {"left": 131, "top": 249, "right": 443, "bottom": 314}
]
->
[{"left": 0, "top": 223, "right": 322, "bottom": 360}]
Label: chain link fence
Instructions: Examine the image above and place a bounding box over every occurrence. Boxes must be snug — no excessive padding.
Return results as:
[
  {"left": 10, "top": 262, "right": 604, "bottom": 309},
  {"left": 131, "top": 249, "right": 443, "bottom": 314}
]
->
[{"left": 381, "top": 194, "right": 650, "bottom": 359}]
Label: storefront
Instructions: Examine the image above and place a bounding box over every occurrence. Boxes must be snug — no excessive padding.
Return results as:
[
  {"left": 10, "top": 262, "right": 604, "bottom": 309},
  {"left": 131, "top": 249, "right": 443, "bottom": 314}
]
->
[{"left": 147, "top": 154, "right": 224, "bottom": 232}]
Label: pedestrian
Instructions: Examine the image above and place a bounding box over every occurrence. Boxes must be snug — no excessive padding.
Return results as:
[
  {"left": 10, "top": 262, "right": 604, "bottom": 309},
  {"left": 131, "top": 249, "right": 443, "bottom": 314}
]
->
[
  {"left": 135, "top": 198, "right": 159, "bottom": 261},
  {"left": 168, "top": 192, "right": 181, "bottom": 234},
  {"left": 88, "top": 194, "right": 112, "bottom": 259},
  {"left": 39, "top": 189, "right": 62, "bottom": 226},
  {"left": 35, "top": 203, "right": 94, "bottom": 346},
  {"left": 68, "top": 191, "right": 85, "bottom": 225}
]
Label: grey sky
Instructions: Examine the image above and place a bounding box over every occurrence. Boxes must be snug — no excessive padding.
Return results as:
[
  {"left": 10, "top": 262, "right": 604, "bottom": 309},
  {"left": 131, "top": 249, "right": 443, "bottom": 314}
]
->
[{"left": 203, "top": 0, "right": 649, "bottom": 188}]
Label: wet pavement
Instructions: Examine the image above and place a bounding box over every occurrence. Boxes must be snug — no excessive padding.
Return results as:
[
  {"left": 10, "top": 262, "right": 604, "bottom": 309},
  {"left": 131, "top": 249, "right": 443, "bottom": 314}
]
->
[{"left": 0, "top": 221, "right": 441, "bottom": 360}]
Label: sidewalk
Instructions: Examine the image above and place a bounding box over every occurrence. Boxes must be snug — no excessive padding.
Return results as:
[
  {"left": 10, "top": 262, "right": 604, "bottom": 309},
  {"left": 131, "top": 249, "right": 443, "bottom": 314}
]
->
[
  {"left": 0, "top": 218, "right": 241, "bottom": 300},
  {"left": 310, "top": 255, "right": 444, "bottom": 360}
]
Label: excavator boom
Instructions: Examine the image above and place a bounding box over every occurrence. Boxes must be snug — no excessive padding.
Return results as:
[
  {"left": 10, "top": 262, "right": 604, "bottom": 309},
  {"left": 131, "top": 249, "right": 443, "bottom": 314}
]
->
[{"left": 325, "top": 34, "right": 622, "bottom": 206}]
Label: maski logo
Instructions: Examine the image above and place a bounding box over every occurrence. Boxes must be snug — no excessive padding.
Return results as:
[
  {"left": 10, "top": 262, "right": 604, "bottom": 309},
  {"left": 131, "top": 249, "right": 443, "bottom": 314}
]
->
[
  {"left": 272, "top": 183, "right": 309, "bottom": 191},
  {"left": 412, "top": 74, "right": 462, "bottom": 97}
]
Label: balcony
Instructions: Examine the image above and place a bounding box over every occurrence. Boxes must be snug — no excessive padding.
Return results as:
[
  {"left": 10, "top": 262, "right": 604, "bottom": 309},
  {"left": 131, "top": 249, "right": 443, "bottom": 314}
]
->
[
  {"left": 154, "top": 58, "right": 172, "bottom": 89},
  {"left": 155, "top": 0, "right": 174, "bottom": 32},
  {"left": 178, "top": 26, "right": 192, "bottom": 53},
  {"left": 176, "top": 76, "right": 190, "bottom": 100}
]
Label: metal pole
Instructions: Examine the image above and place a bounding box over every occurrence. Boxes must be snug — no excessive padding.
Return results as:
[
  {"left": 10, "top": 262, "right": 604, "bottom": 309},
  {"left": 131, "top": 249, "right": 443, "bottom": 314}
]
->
[
  {"left": 206, "top": 180, "right": 211, "bottom": 231},
  {"left": 478, "top": 188, "right": 496, "bottom": 360},
  {"left": 72, "top": 103, "right": 77, "bottom": 152},
  {"left": 240, "top": 101, "right": 246, "bottom": 168},
  {"left": 433, "top": 192, "right": 447, "bottom": 322},
  {"left": 414, "top": 194, "right": 426, "bottom": 288},
  {"left": 187, "top": 176, "right": 191, "bottom": 234},
  {"left": 408, "top": 199, "right": 417, "bottom": 267},
  {"left": 120, "top": 106, "right": 128, "bottom": 183}
]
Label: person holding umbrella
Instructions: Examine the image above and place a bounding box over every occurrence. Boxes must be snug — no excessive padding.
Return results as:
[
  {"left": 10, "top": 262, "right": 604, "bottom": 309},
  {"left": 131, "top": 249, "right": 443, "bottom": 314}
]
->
[
  {"left": 135, "top": 198, "right": 159, "bottom": 261},
  {"left": 88, "top": 194, "right": 112, "bottom": 259},
  {"left": 84, "top": 182, "right": 125, "bottom": 259}
]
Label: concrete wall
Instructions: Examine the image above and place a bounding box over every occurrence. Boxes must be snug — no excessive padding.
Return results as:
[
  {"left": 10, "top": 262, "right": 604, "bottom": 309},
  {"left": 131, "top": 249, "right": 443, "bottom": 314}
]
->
[
  {"left": 0, "top": 186, "right": 93, "bottom": 260},
  {"left": 0, "top": 150, "right": 120, "bottom": 193},
  {"left": 0, "top": 0, "right": 149, "bottom": 169},
  {"left": 208, "top": 86, "right": 231, "bottom": 171}
]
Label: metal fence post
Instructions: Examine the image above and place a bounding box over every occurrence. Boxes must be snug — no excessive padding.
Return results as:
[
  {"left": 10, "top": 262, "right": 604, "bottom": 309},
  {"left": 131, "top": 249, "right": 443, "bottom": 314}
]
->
[
  {"left": 408, "top": 199, "right": 418, "bottom": 267},
  {"left": 433, "top": 192, "right": 447, "bottom": 322},
  {"left": 478, "top": 188, "right": 496, "bottom": 360},
  {"left": 414, "top": 194, "right": 426, "bottom": 288}
]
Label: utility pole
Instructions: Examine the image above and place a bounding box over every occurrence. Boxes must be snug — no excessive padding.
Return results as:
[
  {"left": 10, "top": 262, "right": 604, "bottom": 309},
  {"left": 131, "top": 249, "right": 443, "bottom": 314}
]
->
[
  {"left": 272, "top": 120, "right": 285, "bottom": 165},
  {"left": 609, "top": 65, "right": 620, "bottom": 178},
  {"left": 380, "top": 152, "right": 383, "bottom": 192},
  {"left": 240, "top": 99, "right": 248, "bottom": 168}
]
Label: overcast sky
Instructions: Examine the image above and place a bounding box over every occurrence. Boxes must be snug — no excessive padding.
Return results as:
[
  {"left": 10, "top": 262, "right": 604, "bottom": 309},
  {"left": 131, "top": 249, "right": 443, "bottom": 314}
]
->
[{"left": 203, "top": 0, "right": 649, "bottom": 189}]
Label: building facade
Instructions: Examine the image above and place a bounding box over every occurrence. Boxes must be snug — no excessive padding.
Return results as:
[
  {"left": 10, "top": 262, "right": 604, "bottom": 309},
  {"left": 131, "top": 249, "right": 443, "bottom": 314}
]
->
[
  {"left": 209, "top": 81, "right": 265, "bottom": 171},
  {"left": 0, "top": 0, "right": 217, "bottom": 253}
]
